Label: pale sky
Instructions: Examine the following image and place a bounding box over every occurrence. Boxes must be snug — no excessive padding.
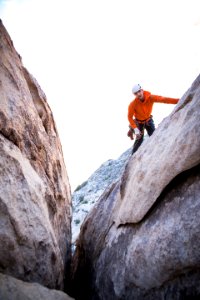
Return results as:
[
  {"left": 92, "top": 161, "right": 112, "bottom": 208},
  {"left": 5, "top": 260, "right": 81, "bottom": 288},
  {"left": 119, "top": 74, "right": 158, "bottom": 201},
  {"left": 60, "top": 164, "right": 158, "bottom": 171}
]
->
[{"left": 0, "top": 0, "right": 199, "bottom": 191}]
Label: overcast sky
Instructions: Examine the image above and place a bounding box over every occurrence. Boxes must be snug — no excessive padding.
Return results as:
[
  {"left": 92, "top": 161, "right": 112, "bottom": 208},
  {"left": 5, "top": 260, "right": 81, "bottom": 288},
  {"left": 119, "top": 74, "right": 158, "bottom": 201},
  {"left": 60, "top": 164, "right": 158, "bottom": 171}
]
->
[{"left": 0, "top": 0, "right": 199, "bottom": 191}]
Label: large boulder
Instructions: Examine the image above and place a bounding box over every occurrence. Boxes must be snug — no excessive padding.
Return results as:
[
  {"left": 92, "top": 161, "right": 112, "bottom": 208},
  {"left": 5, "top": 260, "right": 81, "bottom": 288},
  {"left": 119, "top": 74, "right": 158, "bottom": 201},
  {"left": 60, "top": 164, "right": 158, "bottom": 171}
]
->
[
  {"left": 0, "top": 273, "right": 74, "bottom": 300},
  {"left": 0, "top": 20, "right": 71, "bottom": 290},
  {"left": 70, "top": 75, "right": 200, "bottom": 299}
]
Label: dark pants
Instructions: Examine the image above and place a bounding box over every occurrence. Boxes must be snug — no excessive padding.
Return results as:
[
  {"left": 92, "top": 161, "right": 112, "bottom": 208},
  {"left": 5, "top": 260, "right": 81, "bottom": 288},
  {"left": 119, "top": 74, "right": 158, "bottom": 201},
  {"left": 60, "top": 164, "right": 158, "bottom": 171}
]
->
[{"left": 132, "top": 118, "right": 155, "bottom": 154}]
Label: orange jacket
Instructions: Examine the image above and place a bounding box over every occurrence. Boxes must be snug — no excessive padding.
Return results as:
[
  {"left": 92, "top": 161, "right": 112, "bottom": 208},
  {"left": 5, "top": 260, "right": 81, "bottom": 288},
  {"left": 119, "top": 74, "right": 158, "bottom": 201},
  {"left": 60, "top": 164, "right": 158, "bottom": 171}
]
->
[{"left": 128, "top": 90, "right": 179, "bottom": 128}]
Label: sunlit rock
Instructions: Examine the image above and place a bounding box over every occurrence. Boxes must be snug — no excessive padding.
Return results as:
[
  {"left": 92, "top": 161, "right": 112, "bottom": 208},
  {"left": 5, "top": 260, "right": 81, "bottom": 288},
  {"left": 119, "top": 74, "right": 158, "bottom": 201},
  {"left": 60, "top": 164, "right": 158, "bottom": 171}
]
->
[{"left": 0, "top": 20, "right": 72, "bottom": 290}]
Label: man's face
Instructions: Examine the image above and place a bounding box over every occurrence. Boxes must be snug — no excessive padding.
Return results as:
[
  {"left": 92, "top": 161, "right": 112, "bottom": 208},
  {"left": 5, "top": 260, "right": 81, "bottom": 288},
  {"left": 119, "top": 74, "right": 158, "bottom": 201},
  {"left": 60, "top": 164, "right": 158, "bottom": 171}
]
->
[{"left": 134, "top": 89, "right": 144, "bottom": 101}]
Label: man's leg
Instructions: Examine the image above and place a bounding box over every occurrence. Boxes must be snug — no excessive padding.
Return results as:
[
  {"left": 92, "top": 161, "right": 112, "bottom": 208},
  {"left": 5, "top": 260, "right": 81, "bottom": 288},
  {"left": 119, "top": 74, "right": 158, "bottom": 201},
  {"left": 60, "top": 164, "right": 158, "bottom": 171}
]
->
[
  {"left": 145, "top": 118, "right": 155, "bottom": 136},
  {"left": 132, "top": 123, "right": 144, "bottom": 154}
]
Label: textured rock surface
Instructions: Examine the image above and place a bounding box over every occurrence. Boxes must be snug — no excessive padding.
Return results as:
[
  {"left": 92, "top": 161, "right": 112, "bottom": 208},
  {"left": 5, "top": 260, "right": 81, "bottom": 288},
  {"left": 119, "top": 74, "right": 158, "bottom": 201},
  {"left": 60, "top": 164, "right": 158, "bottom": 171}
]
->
[
  {"left": 70, "top": 75, "right": 200, "bottom": 299},
  {"left": 114, "top": 76, "right": 200, "bottom": 225},
  {"left": 0, "top": 273, "right": 74, "bottom": 300},
  {"left": 0, "top": 20, "right": 71, "bottom": 289},
  {"left": 72, "top": 148, "right": 131, "bottom": 244}
]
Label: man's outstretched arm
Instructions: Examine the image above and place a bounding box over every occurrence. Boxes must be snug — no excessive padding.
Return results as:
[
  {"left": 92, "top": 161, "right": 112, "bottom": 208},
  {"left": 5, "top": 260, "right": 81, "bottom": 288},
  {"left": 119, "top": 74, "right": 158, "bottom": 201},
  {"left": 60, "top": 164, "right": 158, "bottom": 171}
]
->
[{"left": 151, "top": 95, "right": 179, "bottom": 104}]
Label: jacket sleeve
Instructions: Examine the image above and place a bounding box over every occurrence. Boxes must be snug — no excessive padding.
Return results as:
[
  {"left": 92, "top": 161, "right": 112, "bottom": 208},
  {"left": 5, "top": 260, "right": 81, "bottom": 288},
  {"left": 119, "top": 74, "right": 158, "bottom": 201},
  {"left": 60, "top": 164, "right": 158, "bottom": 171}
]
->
[
  {"left": 150, "top": 95, "right": 179, "bottom": 104},
  {"left": 128, "top": 102, "right": 137, "bottom": 128}
]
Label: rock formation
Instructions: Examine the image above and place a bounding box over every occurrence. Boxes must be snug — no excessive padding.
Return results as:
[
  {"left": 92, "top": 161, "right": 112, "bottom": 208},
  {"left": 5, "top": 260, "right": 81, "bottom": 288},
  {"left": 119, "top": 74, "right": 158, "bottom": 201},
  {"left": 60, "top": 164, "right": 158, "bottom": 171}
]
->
[
  {"left": 72, "top": 148, "right": 131, "bottom": 244},
  {"left": 70, "top": 75, "right": 200, "bottom": 299},
  {"left": 0, "top": 273, "right": 74, "bottom": 300},
  {"left": 0, "top": 19, "right": 72, "bottom": 291}
]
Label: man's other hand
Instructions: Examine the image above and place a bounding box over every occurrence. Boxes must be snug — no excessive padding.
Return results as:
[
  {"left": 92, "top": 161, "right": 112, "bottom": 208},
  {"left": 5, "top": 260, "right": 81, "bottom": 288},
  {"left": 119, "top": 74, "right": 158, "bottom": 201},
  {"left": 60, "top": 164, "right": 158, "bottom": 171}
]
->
[{"left": 127, "top": 128, "right": 134, "bottom": 140}]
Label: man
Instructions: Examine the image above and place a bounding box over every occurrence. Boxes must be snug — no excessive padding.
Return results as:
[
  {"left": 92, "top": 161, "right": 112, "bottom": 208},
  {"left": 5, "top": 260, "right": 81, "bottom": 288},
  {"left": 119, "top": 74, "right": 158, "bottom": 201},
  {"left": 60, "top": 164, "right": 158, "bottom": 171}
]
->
[{"left": 127, "top": 84, "right": 179, "bottom": 154}]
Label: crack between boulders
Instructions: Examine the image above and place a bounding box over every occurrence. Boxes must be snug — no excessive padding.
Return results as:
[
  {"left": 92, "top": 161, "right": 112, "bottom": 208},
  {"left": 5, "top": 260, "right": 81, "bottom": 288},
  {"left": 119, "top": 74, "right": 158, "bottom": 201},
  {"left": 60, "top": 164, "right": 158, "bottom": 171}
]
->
[
  {"left": 141, "top": 163, "right": 200, "bottom": 224},
  {"left": 0, "top": 129, "right": 21, "bottom": 149},
  {"left": 118, "top": 163, "right": 200, "bottom": 227}
]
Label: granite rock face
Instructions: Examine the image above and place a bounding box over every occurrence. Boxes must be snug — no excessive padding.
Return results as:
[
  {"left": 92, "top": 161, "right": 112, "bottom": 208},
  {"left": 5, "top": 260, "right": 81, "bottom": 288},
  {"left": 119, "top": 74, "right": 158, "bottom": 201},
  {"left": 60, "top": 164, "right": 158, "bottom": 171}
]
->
[
  {"left": 70, "top": 75, "right": 200, "bottom": 299},
  {"left": 0, "top": 273, "right": 74, "bottom": 300},
  {"left": 0, "top": 20, "right": 72, "bottom": 290}
]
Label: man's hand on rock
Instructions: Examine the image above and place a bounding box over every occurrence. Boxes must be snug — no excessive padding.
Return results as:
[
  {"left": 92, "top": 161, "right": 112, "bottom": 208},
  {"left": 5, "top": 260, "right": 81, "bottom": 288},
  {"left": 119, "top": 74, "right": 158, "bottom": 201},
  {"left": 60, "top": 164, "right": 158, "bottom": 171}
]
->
[{"left": 134, "top": 128, "right": 142, "bottom": 139}]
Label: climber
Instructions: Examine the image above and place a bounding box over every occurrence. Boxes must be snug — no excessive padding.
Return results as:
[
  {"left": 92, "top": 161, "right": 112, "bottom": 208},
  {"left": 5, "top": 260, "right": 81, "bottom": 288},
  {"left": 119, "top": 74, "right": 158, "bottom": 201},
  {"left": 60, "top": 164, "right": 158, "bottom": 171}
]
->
[{"left": 127, "top": 84, "right": 179, "bottom": 154}]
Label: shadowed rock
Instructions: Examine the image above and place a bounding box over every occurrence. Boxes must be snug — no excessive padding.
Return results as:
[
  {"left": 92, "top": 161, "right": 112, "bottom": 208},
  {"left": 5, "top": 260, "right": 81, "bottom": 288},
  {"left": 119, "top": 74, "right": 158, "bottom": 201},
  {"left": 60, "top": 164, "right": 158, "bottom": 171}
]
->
[{"left": 0, "top": 273, "right": 74, "bottom": 300}]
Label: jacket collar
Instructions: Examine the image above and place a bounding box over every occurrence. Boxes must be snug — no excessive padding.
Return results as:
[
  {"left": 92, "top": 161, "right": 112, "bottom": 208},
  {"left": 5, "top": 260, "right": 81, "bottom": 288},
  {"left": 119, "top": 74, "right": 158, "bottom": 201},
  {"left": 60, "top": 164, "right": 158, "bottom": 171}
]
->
[{"left": 136, "top": 90, "right": 151, "bottom": 103}]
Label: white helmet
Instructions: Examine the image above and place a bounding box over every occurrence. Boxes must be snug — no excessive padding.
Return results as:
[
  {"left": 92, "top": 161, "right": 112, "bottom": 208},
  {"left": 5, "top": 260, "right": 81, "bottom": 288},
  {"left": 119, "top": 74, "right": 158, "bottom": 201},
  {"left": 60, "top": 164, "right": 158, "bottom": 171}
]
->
[{"left": 132, "top": 84, "right": 142, "bottom": 94}]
